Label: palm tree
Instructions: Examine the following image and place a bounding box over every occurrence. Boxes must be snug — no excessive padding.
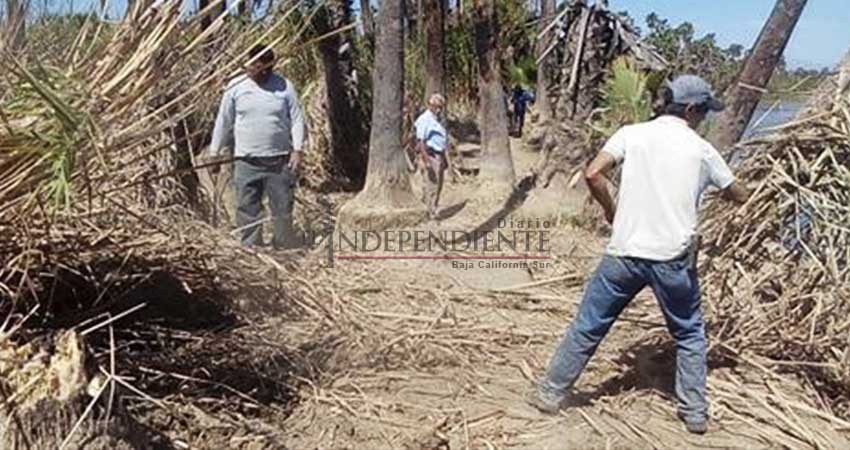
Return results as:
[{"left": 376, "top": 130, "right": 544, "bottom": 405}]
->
[
  {"left": 708, "top": 0, "right": 808, "bottom": 152},
  {"left": 317, "top": 0, "right": 368, "bottom": 187},
  {"left": 473, "top": 0, "right": 514, "bottom": 184},
  {"left": 359, "top": 0, "right": 375, "bottom": 36},
  {"left": 423, "top": 0, "right": 446, "bottom": 99},
  {"left": 338, "top": 0, "right": 425, "bottom": 229}
]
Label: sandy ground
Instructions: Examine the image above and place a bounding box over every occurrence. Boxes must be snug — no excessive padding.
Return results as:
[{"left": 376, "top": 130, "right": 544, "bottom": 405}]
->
[{"left": 269, "top": 135, "right": 850, "bottom": 450}]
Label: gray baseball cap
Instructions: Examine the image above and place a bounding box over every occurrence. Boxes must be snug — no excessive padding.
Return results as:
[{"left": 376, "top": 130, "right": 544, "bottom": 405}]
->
[{"left": 666, "top": 75, "right": 725, "bottom": 111}]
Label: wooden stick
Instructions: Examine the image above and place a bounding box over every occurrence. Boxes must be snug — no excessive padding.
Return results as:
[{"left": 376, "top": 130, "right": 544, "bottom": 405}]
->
[
  {"left": 80, "top": 302, "right": 147, "bottom": 336},
  {"left": 489, "top": 273, "right": 581, "bottom": 292},
  {"left": 536, "top": 6, "right": 571, "bottom": 40}
]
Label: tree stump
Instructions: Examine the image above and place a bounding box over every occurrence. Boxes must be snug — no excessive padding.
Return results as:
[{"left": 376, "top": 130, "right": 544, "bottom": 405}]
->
[{"left": 0, "top": 331, "right": 156, "bottom": 449}]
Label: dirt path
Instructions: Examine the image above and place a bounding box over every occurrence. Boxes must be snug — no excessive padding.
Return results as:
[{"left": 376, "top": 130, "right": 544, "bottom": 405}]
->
[{"left": 274, "top": 135, "right": 850, "bottom": 449}]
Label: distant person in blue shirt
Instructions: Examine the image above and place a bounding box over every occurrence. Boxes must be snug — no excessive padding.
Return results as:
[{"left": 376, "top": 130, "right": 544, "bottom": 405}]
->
[
  {"left": 414, "top": 94, "right": 448, "bottom": 219},
  {"left": 511, "top": 85, "right": 534, "bottom": 137},
  {"left": 208, "top": 44, "right": 306, "bottom": 249}
]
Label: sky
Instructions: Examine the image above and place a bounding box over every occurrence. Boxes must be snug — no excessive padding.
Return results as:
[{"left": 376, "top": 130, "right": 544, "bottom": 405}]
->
[
  {"left": 608, "top": 0, "right": 850, "bottom": 70},
  {"left": 37, "top": 0, "right": 850, "bottom": 70}
]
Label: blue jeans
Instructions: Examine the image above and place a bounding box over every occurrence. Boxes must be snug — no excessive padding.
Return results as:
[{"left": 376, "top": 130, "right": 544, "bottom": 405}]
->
[{"left": 541, "top": 254, "right": 708, "bottom": 422}]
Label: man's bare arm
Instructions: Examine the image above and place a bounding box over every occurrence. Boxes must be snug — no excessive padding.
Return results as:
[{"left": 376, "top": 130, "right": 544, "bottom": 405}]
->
[
  {"left": 584, "top": 152, "right": 618, "bottom": 224},
  {"left": 721, "top": 181, "right": 749, "bottom": 204}
]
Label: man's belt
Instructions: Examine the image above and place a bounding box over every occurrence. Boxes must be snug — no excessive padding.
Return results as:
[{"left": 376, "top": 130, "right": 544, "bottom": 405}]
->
[{"left": 240, "top": 154, "right": 290, "bottom": 165}]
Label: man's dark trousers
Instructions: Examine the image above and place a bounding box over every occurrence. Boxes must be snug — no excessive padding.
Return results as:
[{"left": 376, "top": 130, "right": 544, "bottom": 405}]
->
[{"left": 233, "top": 155, "right": 295, "bottom": 248}]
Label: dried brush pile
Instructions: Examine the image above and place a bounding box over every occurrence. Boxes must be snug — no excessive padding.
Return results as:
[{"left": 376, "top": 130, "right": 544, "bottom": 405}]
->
[
  {"left": 0, "top": 0, "right": 322, "bottom": 306},
  {"left": 527, "top": 1, "right": 666, "bottom": 190},
  {"left": 549, "top": 1, "right": 665, "bottom": 121},
  {"left": 0, "top": 0, "right": 337, "bottom": 447},
  {"left": 701, "top": 94, "right": 850, "bottom": 416}
]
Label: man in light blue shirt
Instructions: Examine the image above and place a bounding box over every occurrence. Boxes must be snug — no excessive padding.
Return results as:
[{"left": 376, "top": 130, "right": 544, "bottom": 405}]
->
[
  {"left": 414, "top": 93, "right": 448, "bottom": 219},
  {"left": 209, "top": 44, "right": 306, "bottom": 249}
]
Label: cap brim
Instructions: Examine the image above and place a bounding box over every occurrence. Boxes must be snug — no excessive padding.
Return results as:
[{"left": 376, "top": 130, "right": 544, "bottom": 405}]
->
[{"left": 706, "top": 98, "right": 725, "bottom": 112}]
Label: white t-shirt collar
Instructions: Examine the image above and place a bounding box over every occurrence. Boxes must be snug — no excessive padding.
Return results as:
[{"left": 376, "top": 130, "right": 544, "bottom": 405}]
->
[{"left": 656, "top": 115, "right": 691, "bottom": 128}]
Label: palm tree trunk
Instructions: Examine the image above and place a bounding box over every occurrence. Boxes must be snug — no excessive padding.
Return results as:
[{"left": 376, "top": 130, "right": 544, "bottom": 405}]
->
[
  {"left": 535, "top": 0, "right": 556, "bottom": 122},
  {"left": 473, "top": 0, "right": 514, "bottom": 184},
  {"left": 359, "top": 0, "right": 375, "bottom": 35},
  {"left": 424, "top": 0, "right": 446, "bottom": 99},
  {"left": 707, "top": 0, "right": 808, "bottom": 152},
  {"left": 338, "top": 0, "right": 424, "bottom": 229},
  {"left": 364, "top": 0, "right": 409, "bottom": 188},
  {"left": 317, "top": 0, "right": 368, "bottom": 187}
]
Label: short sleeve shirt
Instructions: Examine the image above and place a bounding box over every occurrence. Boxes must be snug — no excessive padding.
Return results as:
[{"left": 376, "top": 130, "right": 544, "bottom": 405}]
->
[
  {"left": 601, "top": 115, "right": 735, "bottom": 261},
  {"left": 414, "top": 110, "right": 448, "bottom": 152}
]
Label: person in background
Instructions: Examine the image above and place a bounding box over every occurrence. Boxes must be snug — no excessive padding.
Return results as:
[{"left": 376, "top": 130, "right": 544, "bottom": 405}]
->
[
  {"left": 511, "top": 84, "right": 534, "bottom": 137},
  {"left": 527, "top": 75, "right": 749, "bottom": 435},
  {"left": 414, "top": 94, "right": 448, "bottom": 220},
  {"left": 208, "top": 44, "right": 306, "bottom": 249}
]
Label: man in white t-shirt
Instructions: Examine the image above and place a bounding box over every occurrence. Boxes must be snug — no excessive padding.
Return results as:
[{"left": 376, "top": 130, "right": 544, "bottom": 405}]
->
[{"left": 528, "top": 75, "right": 748, "bottom": 434}]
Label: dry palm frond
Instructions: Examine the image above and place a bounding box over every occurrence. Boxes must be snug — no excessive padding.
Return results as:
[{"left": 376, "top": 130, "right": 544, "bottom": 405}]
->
[
  {"left": 701, "top": 93, "right": 850, "bottom": 416},
  {"left": 0, "top": 60, "right": 95, "bottom": 216},
  {"left": 0, "top": 2, "right": 339, "bottom": 444}
]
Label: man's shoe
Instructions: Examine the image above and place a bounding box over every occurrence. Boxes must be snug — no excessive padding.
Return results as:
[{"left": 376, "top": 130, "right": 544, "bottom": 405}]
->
[
  {"left": 525, "top": 390, "right": 563, "bottom": 415},
  {"left": 684, "top": 420, "right": 707, "bottom": 434},
  {"left": 678, "top": 413, "right": 708, "bottom": 434}
]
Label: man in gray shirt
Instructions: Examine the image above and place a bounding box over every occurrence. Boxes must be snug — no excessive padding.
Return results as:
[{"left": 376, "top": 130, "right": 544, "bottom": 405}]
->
[{"left": 209, "top": 44, "right": 306, "bottom": 249}]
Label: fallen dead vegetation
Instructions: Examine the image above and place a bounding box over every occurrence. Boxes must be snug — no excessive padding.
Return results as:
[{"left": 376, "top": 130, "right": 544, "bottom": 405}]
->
[
  {"left": 0, "top": 1, "right": 338, "bottom": 447},
  {"left": 1, "top": 2, "right": 850, "bottom": 449},
  {"left": 701, "top": 94, "right": 850, "bottom": 418},
  {"left": 276, "top": 230, "right": 850, "bottom": 449}
]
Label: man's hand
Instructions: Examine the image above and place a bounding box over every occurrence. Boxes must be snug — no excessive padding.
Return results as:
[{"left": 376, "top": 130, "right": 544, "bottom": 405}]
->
[
  {"left": 417, "top": 141, "right": 429, "bottom": 169},
  {"left": 288, "top": 151, "right": 303, "bottom": 173},
  {"left": 205, "top": 154, "right": 223, "bottom": 176},
  {"left": 604, "top": 208, "right": 616, "bottom": 225},
  {"left": 721, "top": 181, "right": 749, "bottom": 204}
]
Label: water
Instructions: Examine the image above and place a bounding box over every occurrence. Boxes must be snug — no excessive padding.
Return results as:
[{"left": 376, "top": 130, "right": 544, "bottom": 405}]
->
[
  {"left": 720, "top": 100, "right": 804, "bottom": 167},
  {"left": 742, "top": 100, "right": 804, "bottom": 139}
]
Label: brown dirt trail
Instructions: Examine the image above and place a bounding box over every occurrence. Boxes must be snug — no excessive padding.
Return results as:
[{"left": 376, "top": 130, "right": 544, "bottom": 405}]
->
[{"left": 274, "top": 137, "right": 850, "bottom": 449}]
